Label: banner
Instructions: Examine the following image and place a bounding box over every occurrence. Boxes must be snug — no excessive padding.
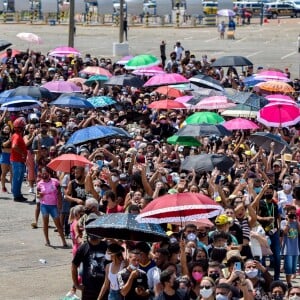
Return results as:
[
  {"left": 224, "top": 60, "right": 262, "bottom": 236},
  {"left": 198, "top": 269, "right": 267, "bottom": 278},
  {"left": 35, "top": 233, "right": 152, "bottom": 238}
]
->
[
  {"left": 40, "top": 0, "right": 58, "bottom": 13},
  {"left": 156, "top": 0, "right": 172, "bottom": 15},
  {"left": 186, "top": 0, "right": 203, "bottom": 15},
  {"left": 97, "top": 0, "right": 114, "bottom": 14}
]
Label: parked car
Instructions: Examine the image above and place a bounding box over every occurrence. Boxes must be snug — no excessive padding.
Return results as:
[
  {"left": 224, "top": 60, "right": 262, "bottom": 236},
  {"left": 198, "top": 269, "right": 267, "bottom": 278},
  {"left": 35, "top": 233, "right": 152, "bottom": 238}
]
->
[{"left": 264, "top": 2, "right": 297, "bottom": 18}]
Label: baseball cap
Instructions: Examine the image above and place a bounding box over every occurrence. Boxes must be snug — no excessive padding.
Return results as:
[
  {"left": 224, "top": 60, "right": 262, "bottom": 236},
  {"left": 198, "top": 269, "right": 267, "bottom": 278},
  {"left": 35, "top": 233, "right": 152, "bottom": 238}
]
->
[{"left": 215, "top": 214, "right": 233, "bottom": 226}]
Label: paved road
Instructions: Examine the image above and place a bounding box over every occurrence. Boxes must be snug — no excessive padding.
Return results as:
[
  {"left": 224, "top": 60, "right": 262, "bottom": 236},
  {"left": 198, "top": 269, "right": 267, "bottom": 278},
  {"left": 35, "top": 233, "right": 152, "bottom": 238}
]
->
[{"left": 0, "top": 20, "right": 300, "bottom": 299}]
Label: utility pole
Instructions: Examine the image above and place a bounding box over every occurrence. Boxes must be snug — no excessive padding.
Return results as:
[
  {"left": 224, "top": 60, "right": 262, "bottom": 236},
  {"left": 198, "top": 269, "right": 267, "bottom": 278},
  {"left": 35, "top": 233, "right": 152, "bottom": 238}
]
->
[
  {"left": 68, "top": 0, "right": 75, "bottom": 47},
  {"left": 119, "top": 0, "right": 124, "bottom": 43}
]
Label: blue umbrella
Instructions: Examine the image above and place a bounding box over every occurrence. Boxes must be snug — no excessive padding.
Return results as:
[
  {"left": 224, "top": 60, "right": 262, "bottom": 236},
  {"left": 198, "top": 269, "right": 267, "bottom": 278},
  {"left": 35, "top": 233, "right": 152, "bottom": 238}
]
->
[
  {"left": 49, "top": 95, "right": 94, "bottom": 109},
  {"left": 87, "top": 96, "right": 116, "bottom": 108},
  {"left": 56, "top": 92, "right": 86, "bottom": 100},
  {"left": 108, "top": 126, "right": 131, "bottom": 139},
  {"left": 9, "top": 86, "right": 53, "bottom": 101},
  {"left": 226, "top": 91, "right": 268, "bottom": 110},
  {"left": 0, "top": 89, "right": 14, "bottom": 104},
  {"left": 0, "top": 96, "right": 41, "bottom": 111},
  {"left": 85, "top": 213, "right": 168, "bottom": 242},
  {"left": 243, "top": 75, "right": 266, "bottom": 87},
  {"left": 67, "top": 125, "right": 122, "bottom": 145}
]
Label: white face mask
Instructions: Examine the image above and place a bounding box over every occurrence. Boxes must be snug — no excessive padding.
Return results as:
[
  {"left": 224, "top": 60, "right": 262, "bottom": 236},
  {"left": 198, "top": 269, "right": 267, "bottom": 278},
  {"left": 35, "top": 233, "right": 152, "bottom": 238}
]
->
[
  {"left": 111, "top": 176, "right": 119, "bottom": 183},
  {"left": 200, "top": 287, "right": 213, "bottom": 298},
  {"left": 94, "top": 186, "right": 101, "bottom": 193},
  {"left": 283, "top": 183, "right": 292, "bottom": 190},
  {"left": 245, "top": 268, "right": 258, "bottom": 278},
  {"left": 105, "top": 254, "right": 111, "bottom": 261},
  {"left": 289, "top": 296, "right": 300, "bottom": 300},
  {"left": 129, "top": 264, "right": 137, "bottom": 270}
]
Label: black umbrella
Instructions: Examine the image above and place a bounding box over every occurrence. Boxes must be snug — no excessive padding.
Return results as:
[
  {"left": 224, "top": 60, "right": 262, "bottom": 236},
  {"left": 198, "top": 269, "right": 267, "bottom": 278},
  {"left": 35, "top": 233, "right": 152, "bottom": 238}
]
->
[
  {"left": 105, "top": 74, "right": 144, "bottom": 88},
  {"left": 0, "top": 40, "right": 12, "bottom": 52},
  {"left": 211, "top": 56, "right": 253, "bottom": 67},
  {"left": 181, "top": 154, "right": 234, "bottom": 173},
  {"left": 85, "top": 213, "right": 168, "bottom": 242},
  {"left": 177, "top": 124, "right": 232, "bottom": 137},
  {"left": 10, "top": 86, "right": 53, "bottom": 101},
  {"left": 226, "top": 91, "right": 269, "bottom": 110},
  {"left": 249, "top": 132, "right": 292, "bottom": 154},
  {"left": 189, "top": 74, "right": 224, "bottom": 91},
  {"left": 56, "top": 92, "right": 86, "bottom": 100}
]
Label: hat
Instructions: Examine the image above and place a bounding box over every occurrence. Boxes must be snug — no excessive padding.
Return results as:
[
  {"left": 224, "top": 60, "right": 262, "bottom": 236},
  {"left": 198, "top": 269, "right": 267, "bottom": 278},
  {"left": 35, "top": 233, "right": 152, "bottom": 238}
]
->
[
  {"left": 225, "top": 250, "right": 245, "bottom": 262},
  {"left": 273, "top": 160, "right": 281, "bottom": 166},
  {"left": 159, "top": 115, "right": 167, "bottom": 120},
  {"left": 125, "top": 148, "right": 137, "bottom": 155},
  {"left": 168, "top": 188, "right": 178, "bottom": 194},
  {"left": 215, "top": 214, "right": 233, "bottom": 226},
  {"left": 138, "top": 142, "right": 147, "bottom": 150},
  {"left": 106, "top": 243, "right": 124, "bottom": 255},
  {"left": 55, "top": 122, "right": 63, "bottom": 128},
  {"left": 280, "top": 153, "right": 297, "bottom": 163}
]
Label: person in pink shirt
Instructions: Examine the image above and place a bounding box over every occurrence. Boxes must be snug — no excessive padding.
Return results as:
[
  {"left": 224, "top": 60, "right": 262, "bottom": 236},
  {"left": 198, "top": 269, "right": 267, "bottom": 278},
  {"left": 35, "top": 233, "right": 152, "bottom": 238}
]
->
[{"left": 36, "top": 167, "right": 68, "bottom": 247}]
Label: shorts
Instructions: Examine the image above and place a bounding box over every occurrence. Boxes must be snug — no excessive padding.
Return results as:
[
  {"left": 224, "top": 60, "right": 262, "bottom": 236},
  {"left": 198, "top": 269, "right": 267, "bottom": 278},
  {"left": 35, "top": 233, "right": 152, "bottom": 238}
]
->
[
  {"left": 40, "top": 204, "right": 59, "bottom": 219},
  {"left": 284, "top": 255, "right": 298, "bottom": 275},
  {"left": 0, "top": 152, "right": 11, "bottom": 165}
]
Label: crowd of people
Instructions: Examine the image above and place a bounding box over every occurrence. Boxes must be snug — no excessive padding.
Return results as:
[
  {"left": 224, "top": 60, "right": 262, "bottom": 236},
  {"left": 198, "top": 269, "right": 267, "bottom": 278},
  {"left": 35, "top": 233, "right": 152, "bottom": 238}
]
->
[{"left": 1, "top": 44, "right": 300, "bottom": 300}]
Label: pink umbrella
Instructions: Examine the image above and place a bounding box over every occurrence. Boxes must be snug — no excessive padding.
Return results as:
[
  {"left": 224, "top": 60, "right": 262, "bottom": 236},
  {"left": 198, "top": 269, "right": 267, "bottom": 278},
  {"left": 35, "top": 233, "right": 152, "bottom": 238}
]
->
[
  {"left": 144, "top": 73, "right": 189, "bottom": 87},
  {"left": 116, "top": 55, "right": 133, "bottom": 65},
  {"left": 49, "top": 46, "right": 81, "bottom": 57},
  {"left": 132, "top": 66, "right": 166, "bottom": 76},
  {"left": 16, "top": 32, "right": 42, "bottom": 44},
  {"left": 81, "top": 66, "right": 112, "bottom": 77},
  {"left": 255, "top": 70, "right": 289, "bottom": 81},
  {"left": 42, "top": 81, "right": 82, "bottom": 93},
  {"left": 194, "top": 96, "right": 236, "bottom": 110},
  {"left": 174, "top": 95, "right": 193, "bottom": 108},
  {"left": 147, "top": 100, "right": 186, "bottom": 110},
  {"left": 257, "top": 103, "right": 300, "bottom": 127},
  {"left": 265, "top": 94, "right": 296, "bottom": 104},
  {"left": 223, "top": 117, "right": 259, "bottom": 130}
]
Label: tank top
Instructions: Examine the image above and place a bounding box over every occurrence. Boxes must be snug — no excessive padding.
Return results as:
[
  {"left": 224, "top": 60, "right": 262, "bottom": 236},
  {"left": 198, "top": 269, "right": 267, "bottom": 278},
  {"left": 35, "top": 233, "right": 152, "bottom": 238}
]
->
[
  {"left": 108, "top": 261, "right": 125, "bottom": 291},
  {"left": 70, "top": 179, "right": 86, "bottom": 208}
]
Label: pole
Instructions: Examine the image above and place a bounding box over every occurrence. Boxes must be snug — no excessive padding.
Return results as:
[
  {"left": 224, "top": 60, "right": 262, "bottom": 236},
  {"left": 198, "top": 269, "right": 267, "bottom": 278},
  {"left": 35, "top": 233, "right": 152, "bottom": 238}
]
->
[
  {"left": 68, "top": 0, "right": 75, "bottom": 47},
  {"left": 260, "top": 1, "right": 264, "bottom": 26},
  {"left": 119, "top": 0, "right": 124, "bottom": 43}
]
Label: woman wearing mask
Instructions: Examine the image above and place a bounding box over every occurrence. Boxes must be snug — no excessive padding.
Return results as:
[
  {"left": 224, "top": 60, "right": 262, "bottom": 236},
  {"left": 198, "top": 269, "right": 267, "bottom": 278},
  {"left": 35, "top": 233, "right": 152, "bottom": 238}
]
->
[
  {"left": 0, "top": 124, "right": 12, "bottom": 192},
  {"left": 270, "top": 280, "right": 287, "bottom": 300},
  {"left": 197, "top": 276, "right": 215, "bottom": 300},
  {"left": 189, "top": 262, "right": 208, "bottom": 300},
  {"left": 277, "top": 177, "right": 294, "bottom": 218},
  {"left": 244, "top": 259, "right": 272, "bottom": 299},
  {"left": 287, "top": 286, "right": 300, "bottom": 300},
  {"left": 98, "top": 243, "right": 125, "bottom": 300}
]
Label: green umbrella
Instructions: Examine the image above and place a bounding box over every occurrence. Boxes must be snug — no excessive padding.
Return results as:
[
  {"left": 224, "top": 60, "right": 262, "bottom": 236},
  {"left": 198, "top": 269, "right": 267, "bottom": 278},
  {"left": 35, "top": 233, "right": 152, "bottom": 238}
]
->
[
  {"left": 125, "top": 54, "right": 160, "bottom": 70},
  {"left": 185, "top": 112, "right": 224, "bottom": 125},
  {"left": 87, "top": 96, "right": 116, "bottom": 108},
  {"left": 167, "top": 135, "right": 201, "bottom": 147},
  {"left": 85, "top": 75, "right": 109, "bottom": 86}
]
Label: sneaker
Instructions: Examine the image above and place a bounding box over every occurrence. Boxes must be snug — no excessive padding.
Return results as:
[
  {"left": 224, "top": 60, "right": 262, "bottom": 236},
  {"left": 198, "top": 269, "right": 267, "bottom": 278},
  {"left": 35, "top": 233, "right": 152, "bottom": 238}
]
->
[
  {"left": 65, "top": 291, "right": 80, "bottom": 299},
  {"left": 14, "top": 197, "right": 26, "bottom": 202}
]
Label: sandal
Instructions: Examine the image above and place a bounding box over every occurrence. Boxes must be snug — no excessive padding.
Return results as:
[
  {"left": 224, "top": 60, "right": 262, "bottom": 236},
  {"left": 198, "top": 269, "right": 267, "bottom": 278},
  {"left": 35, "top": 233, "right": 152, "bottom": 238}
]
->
[
  {"left": 45, "top": 242, "right": 51, "bottom": 247},
  {"left": 31, "top": 222, "right": 38, "bottom": 229}
]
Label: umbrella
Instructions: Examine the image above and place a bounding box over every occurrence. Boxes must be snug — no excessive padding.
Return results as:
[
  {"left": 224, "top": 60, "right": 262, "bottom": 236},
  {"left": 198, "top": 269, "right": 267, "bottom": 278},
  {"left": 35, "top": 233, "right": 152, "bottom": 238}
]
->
[
  {"left": 0, "top": 96, "right": 41, "bottom": 111},
  {"left": 85, "top": 75, "right": 109, "bottom": 86},
  {"left": 42, "top": 81, "right": 82, "bottom": 93},
  {"left": 174, "top": 95, "right": 193, "bottom": 108},
  {"left": 243, "top": 75, "right": 266, "bottom": 87},
  {"left": 211, "top": 56, "right": 253, "bottom": 67},
  {"left": 87, "top": 96, "right": 116, "bottom": 108},
  {"left": 0, "top": 39, "right": 12, "bottom": 52},
  {"left": 86, "top": 213, "right": 167, "bottom": 242},
  {"left": 107, "top": 126, "right": 131, "bottom": 139},
  {"left": 154, "top": 86, "right": 183, "bottom": 98},
  {"left": 66, "top": 125, "right": 124, "bottom": 145},
  {"left": 257, "top": 103, "right": 300, "bottom": 127},
  {"left": 81, "top": 66, "right": 112, "bottom": 77},
  {"left": 144, "top": 73, "right": 189, "bottom": 87},
  {"left": 249, "top": 132, "right": 292, "bottom": 154},
  {"left": 194, "top": 96, "right": 236, "bottom": 110},
  {"left": 0, "top": 89, "right": 14, "bottom": 104},
  {"left": 0, "top": 49, "right": 20, "bottom": 59},
  {"left": 181, "top": 154, "right": 235, "bottom": 173},
  {"left": 177, "top": 124, "right": 232, "bottom": 137},
  {"left": 221, "top": 103, "right": 258, "bottom": 118},
  {"left": 255, "top": 70, "right": 289, "bottom": 81},
  {"left": 136, "top": 193, "right": 223, "bottom": 224},
  {"left": 16, "top": 32, "right": 42, "bottom": 44},
  {"left": 125, "top": 54, "right": 160, "bottom": 70},
  {"left": 217, "top": 9, "right": 236, "bottom": 16},
  {"left": 172, "top": 218, "right": 214, "bottom": 228},
  {"left": 132, "top": 66, "right": 166, "bottom": 76},
  {"left": 147, "top": 100, "right": 186, "bottom": 110},
  {"left": 226, "top": 91, "right": 269, "bottom": 110},
  {"left": 223, "top": 118, "right": 259, "bottom": 130},
  {"left": 189, "top": 74, "right": 224, "bottom": 91},
  {"left": 49, "top": 95, "right": 95, "bottom": 109},
  {"left": 105, "top": 74, "right": 144, "bottom": 88},
  {"left": 167, "top": 135, "right": 201, "bottom": 146},
  {"left": 265, "top": 94, "right": 296, "bottom": 104},
  {"left": 56, "top": 92, "right": 86, "bottom": 100},
  {"left": 116, "top": 55, "right": 134, "bottom": 65},
  {"left": 67, "top": 77, "right": 87, "bottom": 86},
  {"left": 49, "top": 46, "right": 81, "bottom": 57},
  {"left": 47, "top": 154, "right": 93, "bottom": 173},
  {"left": 185, "top": 112, "right": 224, "bottom": 125},
  {"left": 256, "top": 81, "right": 295, "bottom": 93},
  {"left": 9, "top": 86, "right": 53, "bottom": 101}
]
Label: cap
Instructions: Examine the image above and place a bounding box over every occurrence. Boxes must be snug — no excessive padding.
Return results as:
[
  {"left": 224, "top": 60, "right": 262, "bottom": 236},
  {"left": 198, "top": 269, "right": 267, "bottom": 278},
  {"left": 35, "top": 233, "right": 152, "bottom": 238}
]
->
[
  {"left": 215, "top": 214, "right": 233, "bottom": 226},
  {"left": 13, "top": 117, "right": 26, "bottom": 128},
  {"left": 273, "top": 160, "right": 281, "bottom": 166},
  {"left": 55, "top": 122, "right": 63, "bottom": 128},
  {"left": 159, "top": 115, "right": 167, "bottom": 120},
  {"left": 125, "top": 148, "right": 137, "bottom": 155}
]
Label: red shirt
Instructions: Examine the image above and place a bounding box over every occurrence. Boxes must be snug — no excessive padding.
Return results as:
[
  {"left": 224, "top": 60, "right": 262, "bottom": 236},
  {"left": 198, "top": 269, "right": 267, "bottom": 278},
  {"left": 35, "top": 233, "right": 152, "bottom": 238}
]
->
[
  {"left": 10, "top": 132, "right": 27, "bottom": 163},
  {"left": 106, "top": 205, "right": 124, "bottom": 214}
]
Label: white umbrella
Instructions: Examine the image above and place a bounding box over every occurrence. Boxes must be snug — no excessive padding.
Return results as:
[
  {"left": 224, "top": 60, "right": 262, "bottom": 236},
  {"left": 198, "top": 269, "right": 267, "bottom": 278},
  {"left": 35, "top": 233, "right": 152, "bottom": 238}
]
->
[{"left": 16, "top": 32, "right": 42, "bottom": 44}]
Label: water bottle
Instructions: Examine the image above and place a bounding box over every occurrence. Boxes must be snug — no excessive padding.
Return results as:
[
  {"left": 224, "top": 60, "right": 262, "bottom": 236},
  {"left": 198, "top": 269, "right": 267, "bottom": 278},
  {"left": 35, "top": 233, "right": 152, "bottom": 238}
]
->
[{"left": 39, "top": 259, "right": 47, "bottom": 264}]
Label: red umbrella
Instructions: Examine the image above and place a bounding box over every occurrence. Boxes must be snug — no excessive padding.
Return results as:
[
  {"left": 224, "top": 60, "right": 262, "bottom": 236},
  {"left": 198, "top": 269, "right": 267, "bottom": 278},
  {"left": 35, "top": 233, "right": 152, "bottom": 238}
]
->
[
  {"left": 47, "top": 154, "right": 93, "bottom": 173},
  {"left": 154, "top": 86, "right": 183, "bottom": 98},
  {"left": 148, "top": 100, "right": 186, "bottom": 110},
  {"left": 135, "top": 192, "right": 223, "bottom": 224}
]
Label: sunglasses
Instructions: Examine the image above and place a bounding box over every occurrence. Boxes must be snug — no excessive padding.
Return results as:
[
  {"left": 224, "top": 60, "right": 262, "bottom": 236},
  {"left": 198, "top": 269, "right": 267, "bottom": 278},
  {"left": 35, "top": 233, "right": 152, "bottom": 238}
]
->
[
  {"left": 290, "top": 293, "right": 300, "bottom": 297},
  {"left": 200, "top": 286, "right": 212, "bottom": 289}
]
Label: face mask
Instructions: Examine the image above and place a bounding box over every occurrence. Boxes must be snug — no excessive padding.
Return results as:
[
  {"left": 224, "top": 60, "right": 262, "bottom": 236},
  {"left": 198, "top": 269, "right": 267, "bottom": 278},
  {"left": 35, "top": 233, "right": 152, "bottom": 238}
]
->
[
  {"left": 283, "top": 183, "right": 292, "bottom": 190},
  {"left": 288, "top": 213, "right": 297, "bottom": 219},
  {"left": 94, "top": 186, "right": 101, "bottom": 193},
  {"left": 289, "top": 296, "right": 300, "bottom": 300},
  {"left": 265, "top": 194, "right": 273, "bottom": 200},
  {"left": 105, "top": 254, "right": 111, "bottom": 261},
  {"left": 129, "top": 264, "right": 137, "bottom": 270},
  {"left": 273, "top": 296, "right": 283, "bottom": 300},
  {"left": 187, "top": 233, "right": 197, "bottom": 241},
  {"left": 209, "top": 272, "right": 220, "bottom": 281},
  {"left": 111, "top": 176, "right": 119, "bottom": 183},
  {"left": 254, "top": 187, "right": 262, "bottom": 194},
  {"left": 216, "top": 294, "right": 228, "bottom": 300},
  {"left": 192, "top": 271, "right": 203, "bottom": 282},
  {"left": 245, "top": 269, "right": 258, "bottom": 278},
  {"left": 172, "top": 279, "right": 179, "bottom": 290},
  {"left": 200, "top": 288, "right": 213, "bottom": 298}
]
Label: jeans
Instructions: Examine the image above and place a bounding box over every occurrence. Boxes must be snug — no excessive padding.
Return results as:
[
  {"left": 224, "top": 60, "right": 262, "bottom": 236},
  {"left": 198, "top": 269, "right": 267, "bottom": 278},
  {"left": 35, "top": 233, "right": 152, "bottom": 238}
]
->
[
  {"left": 11, "top": 161, "right": 25, "bottom": 198},
  {"left": 108, "top": 289, "right": 122, "bottom": 300},
  {"left": 284, "top": 255, "right": 298, "bottom": 275},
  {"left": 269, "top": 230, "right": 281, "bottom": 280}
]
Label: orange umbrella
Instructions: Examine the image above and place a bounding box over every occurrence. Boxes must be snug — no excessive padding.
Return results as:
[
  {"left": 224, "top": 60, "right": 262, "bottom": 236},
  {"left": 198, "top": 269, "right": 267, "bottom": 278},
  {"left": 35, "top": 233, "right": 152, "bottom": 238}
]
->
[
  {"left": 0, "top": 49, "right": 21, "bottom": 59},
  {"left": 257, "top": 81, "right": 295, "bottom": 93},
  {"left": 148, "top": 99, "right": 186, "bottom": 110},
  {"left": 81, "top": 66, "right": 112, "bottom": 77},
  {"left": 154, "top": 86, "right": 183, "bottom": 99}
]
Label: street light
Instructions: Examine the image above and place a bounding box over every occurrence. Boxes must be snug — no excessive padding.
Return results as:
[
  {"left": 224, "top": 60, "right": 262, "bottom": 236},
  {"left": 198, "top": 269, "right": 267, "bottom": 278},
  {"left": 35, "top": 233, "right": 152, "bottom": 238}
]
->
[
  {"left": 119, "top": 0, "right": 124, "bottom": 43},
  {"left": 68, "top": 0, "right": 75, "bottom": 47},
  {"left": 260, "top": 0, "right": 264, "bottom": 25}
]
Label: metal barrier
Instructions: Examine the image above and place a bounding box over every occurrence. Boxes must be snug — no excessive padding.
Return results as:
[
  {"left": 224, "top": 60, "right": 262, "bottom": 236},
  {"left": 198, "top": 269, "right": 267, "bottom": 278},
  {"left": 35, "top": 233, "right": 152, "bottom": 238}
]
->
[{"left": 203, "top": 15, "right": 216, "bottom": 26}]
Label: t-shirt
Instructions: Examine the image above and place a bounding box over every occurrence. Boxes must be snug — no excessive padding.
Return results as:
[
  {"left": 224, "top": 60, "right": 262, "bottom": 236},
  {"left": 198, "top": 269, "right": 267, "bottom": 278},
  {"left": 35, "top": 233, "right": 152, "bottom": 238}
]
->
[
  {"left": 37, "top": 178, "right": 60, "bottom": 205},
  {"left": 258, "top": 199, "right": 279, "bottom": 231},
  {"left": 10, "top": 132, "right": 27, "bottom": 163},
  {"left": 280, "top": 220, "right": 299, "bottom": 255},
  {"left": 72, "top": 241, "right": 107, "bottom": 289},
  {"left": 107, "top": 205, "right": 124, "bottom": 214},
  {"left": 32, "top": 135, "right": 55, "bottom": 151}
]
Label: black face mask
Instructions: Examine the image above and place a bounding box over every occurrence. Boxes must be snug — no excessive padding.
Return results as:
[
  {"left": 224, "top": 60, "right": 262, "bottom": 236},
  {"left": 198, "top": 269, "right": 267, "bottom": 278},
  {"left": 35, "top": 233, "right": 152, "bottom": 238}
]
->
[
  {"left": 288, "top": 213, "right": 296, "bottom": 219},
  {"left": 209, "top": 272, "right": 220, "bottom": 281},
  {"left": 41, "top": 129, "right": 47, "bottom": 135},
  {"left": 265, "top": 194, "right": 273, "bottom": 200},
  {"left": 171, "top": 279, "right": 179, "bottom": 291},
  {"left": 272, "top": 296, "right": 283, "bottom": 300}
]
